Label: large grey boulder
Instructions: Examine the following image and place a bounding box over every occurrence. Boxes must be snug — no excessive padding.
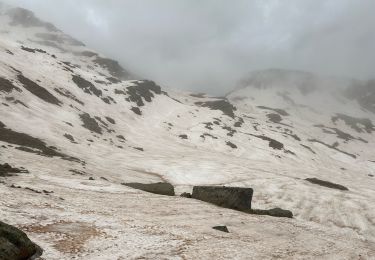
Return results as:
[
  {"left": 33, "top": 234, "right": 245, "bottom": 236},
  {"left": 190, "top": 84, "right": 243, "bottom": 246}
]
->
[
  {"left": 192, "top": 186, "right": 253, "bottom": 210},
  {"left": 0, "top": 221, "right": 43, "bottom": 260}
]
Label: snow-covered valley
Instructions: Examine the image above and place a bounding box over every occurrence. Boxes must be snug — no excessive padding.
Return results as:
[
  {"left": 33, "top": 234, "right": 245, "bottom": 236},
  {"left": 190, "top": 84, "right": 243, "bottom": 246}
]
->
[{"left": 0, "top": 4, "right": 375, "bottom": 259}]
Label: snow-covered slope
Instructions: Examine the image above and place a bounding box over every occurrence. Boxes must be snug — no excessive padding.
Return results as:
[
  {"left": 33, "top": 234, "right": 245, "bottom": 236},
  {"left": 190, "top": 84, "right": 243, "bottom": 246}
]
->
[{"left": 1, "top": 5, "right": 374, "bottom": 259}]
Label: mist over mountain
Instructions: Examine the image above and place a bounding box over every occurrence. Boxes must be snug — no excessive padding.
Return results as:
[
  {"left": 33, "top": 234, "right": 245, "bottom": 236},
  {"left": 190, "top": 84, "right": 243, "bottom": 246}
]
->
[
  {"left": 0, "top": 2, "right": 374, "bottom": 259},
  {"left": 2, "top": 0, "right": 375, "bottom": 94}
]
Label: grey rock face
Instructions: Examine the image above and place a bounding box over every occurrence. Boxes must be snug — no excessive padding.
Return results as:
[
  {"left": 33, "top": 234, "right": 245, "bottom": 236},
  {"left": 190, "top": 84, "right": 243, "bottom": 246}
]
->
[
  {"left": 123, "top": 182, "right": 175, "bottom": 196},
  {"left": 192, "top": 186, "right": 253, "bottom": 210},
  {"left": 0, "top": 221, "right": 43, "bottom": 260},
  {"left": 212, "top": 226, "right": 229, "bottom": 233}
]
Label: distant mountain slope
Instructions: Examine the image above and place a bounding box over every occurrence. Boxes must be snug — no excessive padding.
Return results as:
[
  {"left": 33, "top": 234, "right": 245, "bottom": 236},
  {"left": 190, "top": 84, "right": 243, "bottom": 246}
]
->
[{"left": 0, "top": 4, "right": 374, "bottom": 259}]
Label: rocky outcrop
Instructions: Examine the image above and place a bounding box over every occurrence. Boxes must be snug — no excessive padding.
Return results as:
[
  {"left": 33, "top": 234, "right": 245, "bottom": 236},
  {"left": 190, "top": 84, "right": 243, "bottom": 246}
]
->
[
  {"left": 191, "top": 186, "right": 293, "bottom": 218},
  {"left": 195, "top": 99, "right": 237, "bottom": 118},
  {"left": 305, "top": 178, "right": 349, "bottom": 191},
  {"left": 0, "top": 163, "right": 28, "bottom": 177},
  {"left": 0, "top": 221, "right": 42, "bottom": 260},
  {"left": 192, "top": 186, "right": 253, "bottom": 211},
  {"left": 123, "top": 182, "right": 175, "bottom": 196},
  {"left": 246, "top": 208, "right": 293, "bottom": 218},
  {"left": 180, "top": 192, "right": 192, "bottom": 198},
  {"left": 212, "top": 226, "right": 229, "bottom": 233}
]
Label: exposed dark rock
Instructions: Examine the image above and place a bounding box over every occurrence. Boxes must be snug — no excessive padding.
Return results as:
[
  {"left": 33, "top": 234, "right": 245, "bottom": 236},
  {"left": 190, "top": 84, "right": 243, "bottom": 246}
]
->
[
  {"left": 114, "top": 89, "right": 126, "bottom": 95},
  {"left": 79, "top": 113, "right": 102, "bottom": 134},
  {"left": 233, "top": 117, "right": 244, "bottom": 127},
  {"left": 6, "top": 50, "right": 14, "bottom": 55},
  {"left": 267, "top": 113, "right": 283, "bottom": 124},
  {"left": 5, "top": 97, "right": 28, "bottom": 108},
  {"left": 305, "top": 178, "right": 349, "bottom": 191},
  {"left": 179, "top": 134, "right": 188, "bottom": 139},
  {"left": 24, "top": 187, "right": 42, "bottom": 194},
  {"left": 195, "top": 99, "right": 237, "bottom": 118},
  {"left": 54, "top": 87, "right": 84, "bottom": 105},
  {"left": 249, "top": 134, "right": 284, "bottom": 150},
  {"left": 126, "top": 80, "right": 163, "bottom": 106},
  {"left": 93, "top": 56, "right": 130, "bottom": 80},
  {"left": 300, "top": 144, "right": 316, "bottom": 154},
  {"left": 0, "top": 121, "right": 80, "bottom": 162},
  {"left": 130, "top": 107, "right": 142, "bottom": 115},
  {"left": 62, "top": 61, "right": 79, "bottom": 69},
  {"left": 308, "top": 139, "right": 356, "bottom": 158},
  {"left": 63, "top": 134, "right": 76, "bottom": 143},
  {"left": 246, "top": 208, "right": 293, "bottom": 218},
  {"left": 123, "top": 182, "right": 175, "bottom": 196},
  {"left": 133, "top": 147, "right": 144, "bottom": 151},
  {"left": 222, "top": 126, "right": 236, "bottom": 136},
  {"left": 0, "top": 163, "right": 28, "bottom": 177},
  {"left": 200, "top": 133, "right": 218, "bottom": 139},
  {"left": 0, "top": 220, "right": 43, "bottom": 260},
  {"left": 180, "top": 192, "right": 192, "bottom": 198},
  {"left": 116, "top": 135, "right": 126, "bottom": 141},
  {"left": 20, "top": 46, "right": 46, "bottom": 54},
  {"left": 105, "top": 117, "right": 116, "bottom": 124},
  {"left": 0, "top": 77, "right": 21, "bottom": 93},
  {"left": 282, "top": 129, "right": 301, "bottom": 141},
  {"left": 212, "top": 226, "right": 229, "bottom": 233},
  {"left": 315, "top": 124, "right": 367, "bottom": 143},
  {"left": 284, "top": 149, "right": 296, "bottom": 156},
  {"left": 257, "top": 106, "right": 289, "bottom": 116},
  {"left": 103, "top": 95, "right": 116, "bottom": 104},
  {"left": 203, "top": 122, "right": 213, "bottom": 130},
  {"left": 89, "top": 177, "right": 94, "bottom": 181},
  {"left": 226, "top": 141, "right": 237, "bottom": 149},
  {"left": 106, "top": 77, "right": 121, "bottom": 84},
  {"left": 69, "top": 169, "right": 87, "bottom": 176},
  {"left": 101, "top": 97, "right": 110, "bottom": 104},
  {"left": 332, "top": 113, "right": 374, "bottom": 133},
  {"left": 95, "top": 80, "right": 107, "bottom": 85},
  {"left": 94, "top": 116, "right": 108, "bottom": 127},
  {"left": 192, "top": 186, "right": 253, "bottom": 211},
  {"left": 72, "top": 75, "right": 102, "bottom": 98},
  {"left": 17, "top": 74, "right": 61, "bottom": 105}
]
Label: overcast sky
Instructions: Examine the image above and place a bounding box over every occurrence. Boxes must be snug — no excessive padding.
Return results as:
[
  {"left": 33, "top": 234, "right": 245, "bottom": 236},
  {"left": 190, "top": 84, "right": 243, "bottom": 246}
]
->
[{"left": 3, "top": 0, "right": 375, "bottom": 93}]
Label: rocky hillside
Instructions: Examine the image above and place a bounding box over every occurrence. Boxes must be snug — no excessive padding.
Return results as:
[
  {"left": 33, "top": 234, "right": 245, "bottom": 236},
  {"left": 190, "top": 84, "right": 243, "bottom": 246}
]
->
[{"left": 0, "top": 4, "right": 374, "bottom": 259}]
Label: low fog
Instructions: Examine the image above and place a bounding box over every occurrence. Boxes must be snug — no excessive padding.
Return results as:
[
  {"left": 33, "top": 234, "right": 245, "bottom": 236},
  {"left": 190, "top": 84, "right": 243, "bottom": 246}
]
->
[{"left": 3, "top": 0, "right": 375, "bottom": 93}]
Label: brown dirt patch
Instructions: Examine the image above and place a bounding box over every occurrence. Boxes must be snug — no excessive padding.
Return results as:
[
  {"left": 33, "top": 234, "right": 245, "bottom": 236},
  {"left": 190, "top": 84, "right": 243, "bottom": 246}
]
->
[{"left": 20, "top": 221, "right": 105, "bottom": 253}]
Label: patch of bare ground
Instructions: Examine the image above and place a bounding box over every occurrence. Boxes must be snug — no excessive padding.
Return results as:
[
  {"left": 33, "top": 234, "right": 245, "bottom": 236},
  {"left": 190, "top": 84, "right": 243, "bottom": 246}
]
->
[{"left": 19, "top": 221, "right": 105, "bottom": 254}]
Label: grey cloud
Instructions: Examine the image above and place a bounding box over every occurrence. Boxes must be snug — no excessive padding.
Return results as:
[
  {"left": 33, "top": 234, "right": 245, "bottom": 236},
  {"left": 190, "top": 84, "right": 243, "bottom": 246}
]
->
[{"left": 3, "top": 0, "right": 375, "bottom": 94}]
